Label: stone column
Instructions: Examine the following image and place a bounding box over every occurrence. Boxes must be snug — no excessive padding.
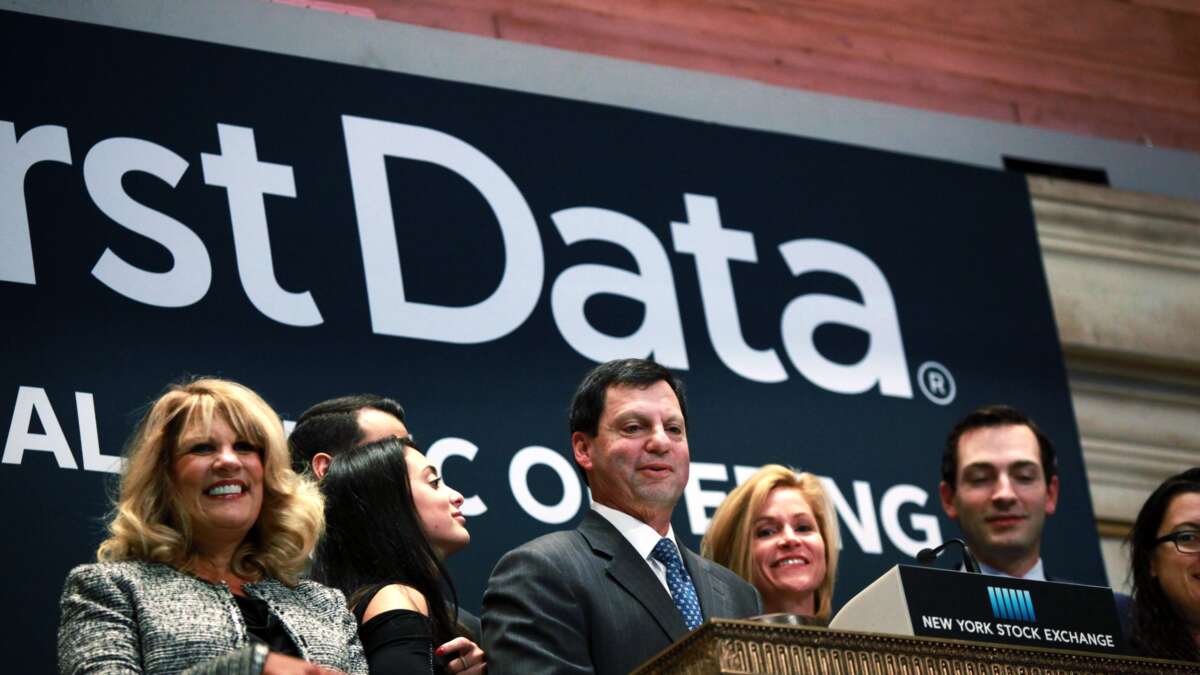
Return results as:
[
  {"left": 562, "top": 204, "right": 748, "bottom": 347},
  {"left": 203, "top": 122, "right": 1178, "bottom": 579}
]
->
[{"left": 1032, "top": 176, "right": 1200, "bottom": 591}]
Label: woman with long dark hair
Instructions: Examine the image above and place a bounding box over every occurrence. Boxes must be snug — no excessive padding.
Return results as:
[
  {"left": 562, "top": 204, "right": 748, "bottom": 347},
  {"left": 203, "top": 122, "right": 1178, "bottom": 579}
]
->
[
  {"left": 316, "top": 435, "right": 485, "bottom": 674},
  {"left": 1128, "top": 467, "right": 1200, "bottom": 660}
]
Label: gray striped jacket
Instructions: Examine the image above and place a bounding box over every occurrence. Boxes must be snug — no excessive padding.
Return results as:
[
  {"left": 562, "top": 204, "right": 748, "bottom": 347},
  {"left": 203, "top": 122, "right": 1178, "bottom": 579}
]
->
[{"left": 58, "top": 560, "right": 367, "bottom": 674}]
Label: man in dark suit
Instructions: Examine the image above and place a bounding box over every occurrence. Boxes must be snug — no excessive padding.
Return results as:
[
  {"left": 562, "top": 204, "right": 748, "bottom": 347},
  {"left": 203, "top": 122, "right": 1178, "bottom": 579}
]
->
[
  {"left": 938, "top": 404, "right": 1060, "bottom": 580},
  {"left": 288, "top": 393, "right": 411, "bottom": 479},
  {"left": 482, "top": 358, "right": 762, "bottom": 675},
  {"left": 938, "top": 404, "right": 1133, "bottom": 640}
]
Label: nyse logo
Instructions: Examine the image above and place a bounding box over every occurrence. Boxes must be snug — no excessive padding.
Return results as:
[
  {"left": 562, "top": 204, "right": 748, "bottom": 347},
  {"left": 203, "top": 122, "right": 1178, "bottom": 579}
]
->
[{"left": 988, "top": 587, "right": 1036, "bottom": 623}]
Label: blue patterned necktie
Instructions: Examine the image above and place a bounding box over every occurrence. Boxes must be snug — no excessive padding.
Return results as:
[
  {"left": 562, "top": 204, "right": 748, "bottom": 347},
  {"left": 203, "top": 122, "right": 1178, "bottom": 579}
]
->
[{"left": 650, "top": 537, "right": 704, "bottom": 630}]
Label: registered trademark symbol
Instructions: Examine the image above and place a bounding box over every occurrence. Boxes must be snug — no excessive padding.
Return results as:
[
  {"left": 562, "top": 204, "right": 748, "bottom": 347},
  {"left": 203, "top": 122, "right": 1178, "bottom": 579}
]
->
[{"left": 917, "top": 361, "right": 956, "bottom": 405}]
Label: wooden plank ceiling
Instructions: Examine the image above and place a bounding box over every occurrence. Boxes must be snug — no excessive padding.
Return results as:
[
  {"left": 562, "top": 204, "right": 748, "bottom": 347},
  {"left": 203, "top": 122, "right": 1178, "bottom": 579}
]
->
[{"left": 321, "top": 0, "right": 1200, "bottom": 153}]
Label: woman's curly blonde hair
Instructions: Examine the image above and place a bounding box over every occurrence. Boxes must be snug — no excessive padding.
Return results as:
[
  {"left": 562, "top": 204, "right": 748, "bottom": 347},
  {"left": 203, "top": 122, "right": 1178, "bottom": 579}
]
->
[
  {"left": 97, "top": 378, "right": 323, "bottom": 586},
  {"left": 701, "top": 464, "right": 839, "bottom": 621}
]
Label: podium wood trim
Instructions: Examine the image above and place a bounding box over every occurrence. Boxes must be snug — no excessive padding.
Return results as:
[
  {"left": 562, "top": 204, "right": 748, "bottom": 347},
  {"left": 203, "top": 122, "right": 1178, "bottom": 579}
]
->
[{"left": 631, "top": 619, "right": 1200, "bottom": 674}]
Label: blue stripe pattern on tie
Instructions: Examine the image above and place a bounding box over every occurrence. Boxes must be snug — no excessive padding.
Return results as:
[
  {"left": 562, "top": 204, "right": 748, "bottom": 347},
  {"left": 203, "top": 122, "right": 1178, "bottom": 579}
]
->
[{"left": 651, "top": 538, "right": 704, "bottom": 630}]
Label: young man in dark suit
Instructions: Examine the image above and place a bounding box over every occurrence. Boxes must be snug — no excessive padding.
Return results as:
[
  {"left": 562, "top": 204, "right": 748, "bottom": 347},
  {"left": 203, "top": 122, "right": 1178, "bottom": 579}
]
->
[
  {"left": 482, "top": 358, "right": 762, "bottom": 675},
  {"left": 938, "top": 405, "right": 1133, "bottom": 638},
  {"left": 938, "top": 405, "right": 1060, "bottom": 580},
  {"left": 288, "top": 393, "right": 411, "bottom": 479}
]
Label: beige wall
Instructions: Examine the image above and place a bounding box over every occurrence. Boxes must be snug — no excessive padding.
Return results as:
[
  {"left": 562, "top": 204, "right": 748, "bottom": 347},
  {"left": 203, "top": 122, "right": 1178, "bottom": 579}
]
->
[{"left": 1032, "top": 176, "right": 1200, "bottom": 589}]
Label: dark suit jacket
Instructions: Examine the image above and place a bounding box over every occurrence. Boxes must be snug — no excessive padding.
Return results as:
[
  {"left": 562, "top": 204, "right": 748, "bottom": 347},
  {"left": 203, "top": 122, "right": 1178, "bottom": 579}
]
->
[
  {"left": 457, "top": 607, "right": 482, "bottom": 642},
  {"left": 1113, "top": 591, "right": 1133, "bottom": 646},
  {"left": 482, "top": 509, "right": 762, "bottom": 675}
]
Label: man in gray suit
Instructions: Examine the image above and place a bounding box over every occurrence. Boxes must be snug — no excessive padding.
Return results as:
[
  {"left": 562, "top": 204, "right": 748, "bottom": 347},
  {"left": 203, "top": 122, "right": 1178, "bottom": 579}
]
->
[{"left": 482, "top": 358, "right": 762, "bottom": 674}]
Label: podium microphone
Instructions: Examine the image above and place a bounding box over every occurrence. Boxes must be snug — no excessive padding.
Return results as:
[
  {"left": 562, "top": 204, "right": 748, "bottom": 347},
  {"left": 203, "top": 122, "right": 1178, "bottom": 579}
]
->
[{"left": 916, "top": 538, "right": 982, "bottom": 573}]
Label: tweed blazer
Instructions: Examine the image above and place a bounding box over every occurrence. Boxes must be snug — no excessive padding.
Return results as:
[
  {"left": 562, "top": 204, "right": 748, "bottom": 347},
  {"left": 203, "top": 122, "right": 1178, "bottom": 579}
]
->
[
  {"left": 481, "top": 510, "right": 762, "bottom": 675},
  {"left": 58, "top": 560, "right": 367, "bottom": 675}
]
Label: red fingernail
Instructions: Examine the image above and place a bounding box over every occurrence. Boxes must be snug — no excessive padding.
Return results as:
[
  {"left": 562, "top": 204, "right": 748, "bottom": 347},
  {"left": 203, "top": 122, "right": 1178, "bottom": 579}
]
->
[{"left": 435, "top": 647, "right": 444, "bottom": 656}]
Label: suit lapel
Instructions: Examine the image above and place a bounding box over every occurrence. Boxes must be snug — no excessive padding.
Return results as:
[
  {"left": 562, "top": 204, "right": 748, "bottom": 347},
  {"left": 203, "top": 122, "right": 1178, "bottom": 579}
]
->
[
  {"left": 579, "top": 511, "right": 690, "bottom": 641},
  {"left": 681, "top": 540, "right": 727, "bottom": 619}
]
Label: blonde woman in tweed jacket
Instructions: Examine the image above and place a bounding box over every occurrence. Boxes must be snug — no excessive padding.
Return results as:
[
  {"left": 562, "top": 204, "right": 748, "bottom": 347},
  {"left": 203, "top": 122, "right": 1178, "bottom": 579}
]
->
[{"left": 58, "top": 378, "right": 367, "bottom": 675}]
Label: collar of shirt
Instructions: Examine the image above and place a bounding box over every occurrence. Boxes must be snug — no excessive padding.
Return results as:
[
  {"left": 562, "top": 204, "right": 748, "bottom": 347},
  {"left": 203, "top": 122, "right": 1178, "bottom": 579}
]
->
[
  {"left": 591, "top": 502, "right": 679, "bottom": 593},
  {"left": 976, "top": 558, "right": 1046, "bottom": 581}
]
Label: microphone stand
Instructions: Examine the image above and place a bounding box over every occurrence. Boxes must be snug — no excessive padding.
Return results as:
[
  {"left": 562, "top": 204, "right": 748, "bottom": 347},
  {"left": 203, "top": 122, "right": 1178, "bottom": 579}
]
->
[{"left": 916, "top": 538, "right": 982, "bottom": 573}]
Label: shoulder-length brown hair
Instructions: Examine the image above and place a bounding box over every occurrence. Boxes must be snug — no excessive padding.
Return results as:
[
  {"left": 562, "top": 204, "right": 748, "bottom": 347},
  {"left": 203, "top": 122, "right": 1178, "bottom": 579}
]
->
[
  {"left": 701, "top": 464, "right": 840, "bottom": 621},
  {"left": 96, "top": 378, "right": 323, "bottom": 585}
]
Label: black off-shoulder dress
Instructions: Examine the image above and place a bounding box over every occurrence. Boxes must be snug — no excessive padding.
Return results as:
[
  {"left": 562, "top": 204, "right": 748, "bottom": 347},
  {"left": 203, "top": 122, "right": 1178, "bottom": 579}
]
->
[{"left": 352, "top": 583, "right": 444, "bottom": 674}]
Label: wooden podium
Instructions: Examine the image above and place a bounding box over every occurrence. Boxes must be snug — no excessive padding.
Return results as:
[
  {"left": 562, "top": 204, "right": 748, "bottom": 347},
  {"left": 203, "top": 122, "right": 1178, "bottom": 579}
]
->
[{"left": 631, "top": 620, "right": 1200, "bottom": 674}]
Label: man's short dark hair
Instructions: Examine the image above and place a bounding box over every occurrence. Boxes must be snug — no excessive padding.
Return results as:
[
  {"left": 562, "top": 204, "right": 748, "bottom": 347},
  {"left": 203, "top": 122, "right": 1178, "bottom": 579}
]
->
[
  {"left": 568, "top": 358, "right": 688, "bottom": 437},
  {"left": 288, "top": 394, "right": 406, "bottom": 474},
  {"left": 941, "top": 404, "right": 1057, "bottom": 488}
]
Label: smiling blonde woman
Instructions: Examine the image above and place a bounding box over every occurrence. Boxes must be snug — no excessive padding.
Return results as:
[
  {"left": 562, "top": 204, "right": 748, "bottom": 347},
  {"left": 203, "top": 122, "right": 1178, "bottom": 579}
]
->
[
  {"left": 58, "top": 378, "right": 366, "bottom": 675},
  {"left": 701, "top": 464, "right": 839, "bottom": 622}
]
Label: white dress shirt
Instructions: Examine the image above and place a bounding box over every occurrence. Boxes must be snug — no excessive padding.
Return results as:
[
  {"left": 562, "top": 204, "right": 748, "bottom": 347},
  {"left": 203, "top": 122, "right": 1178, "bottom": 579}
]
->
[
  {"left": 971, "top": 557, "right": 1047, "bottom": 581},
  {"left": 591, "top": 501, "right": 680, "bottom": 594}
]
